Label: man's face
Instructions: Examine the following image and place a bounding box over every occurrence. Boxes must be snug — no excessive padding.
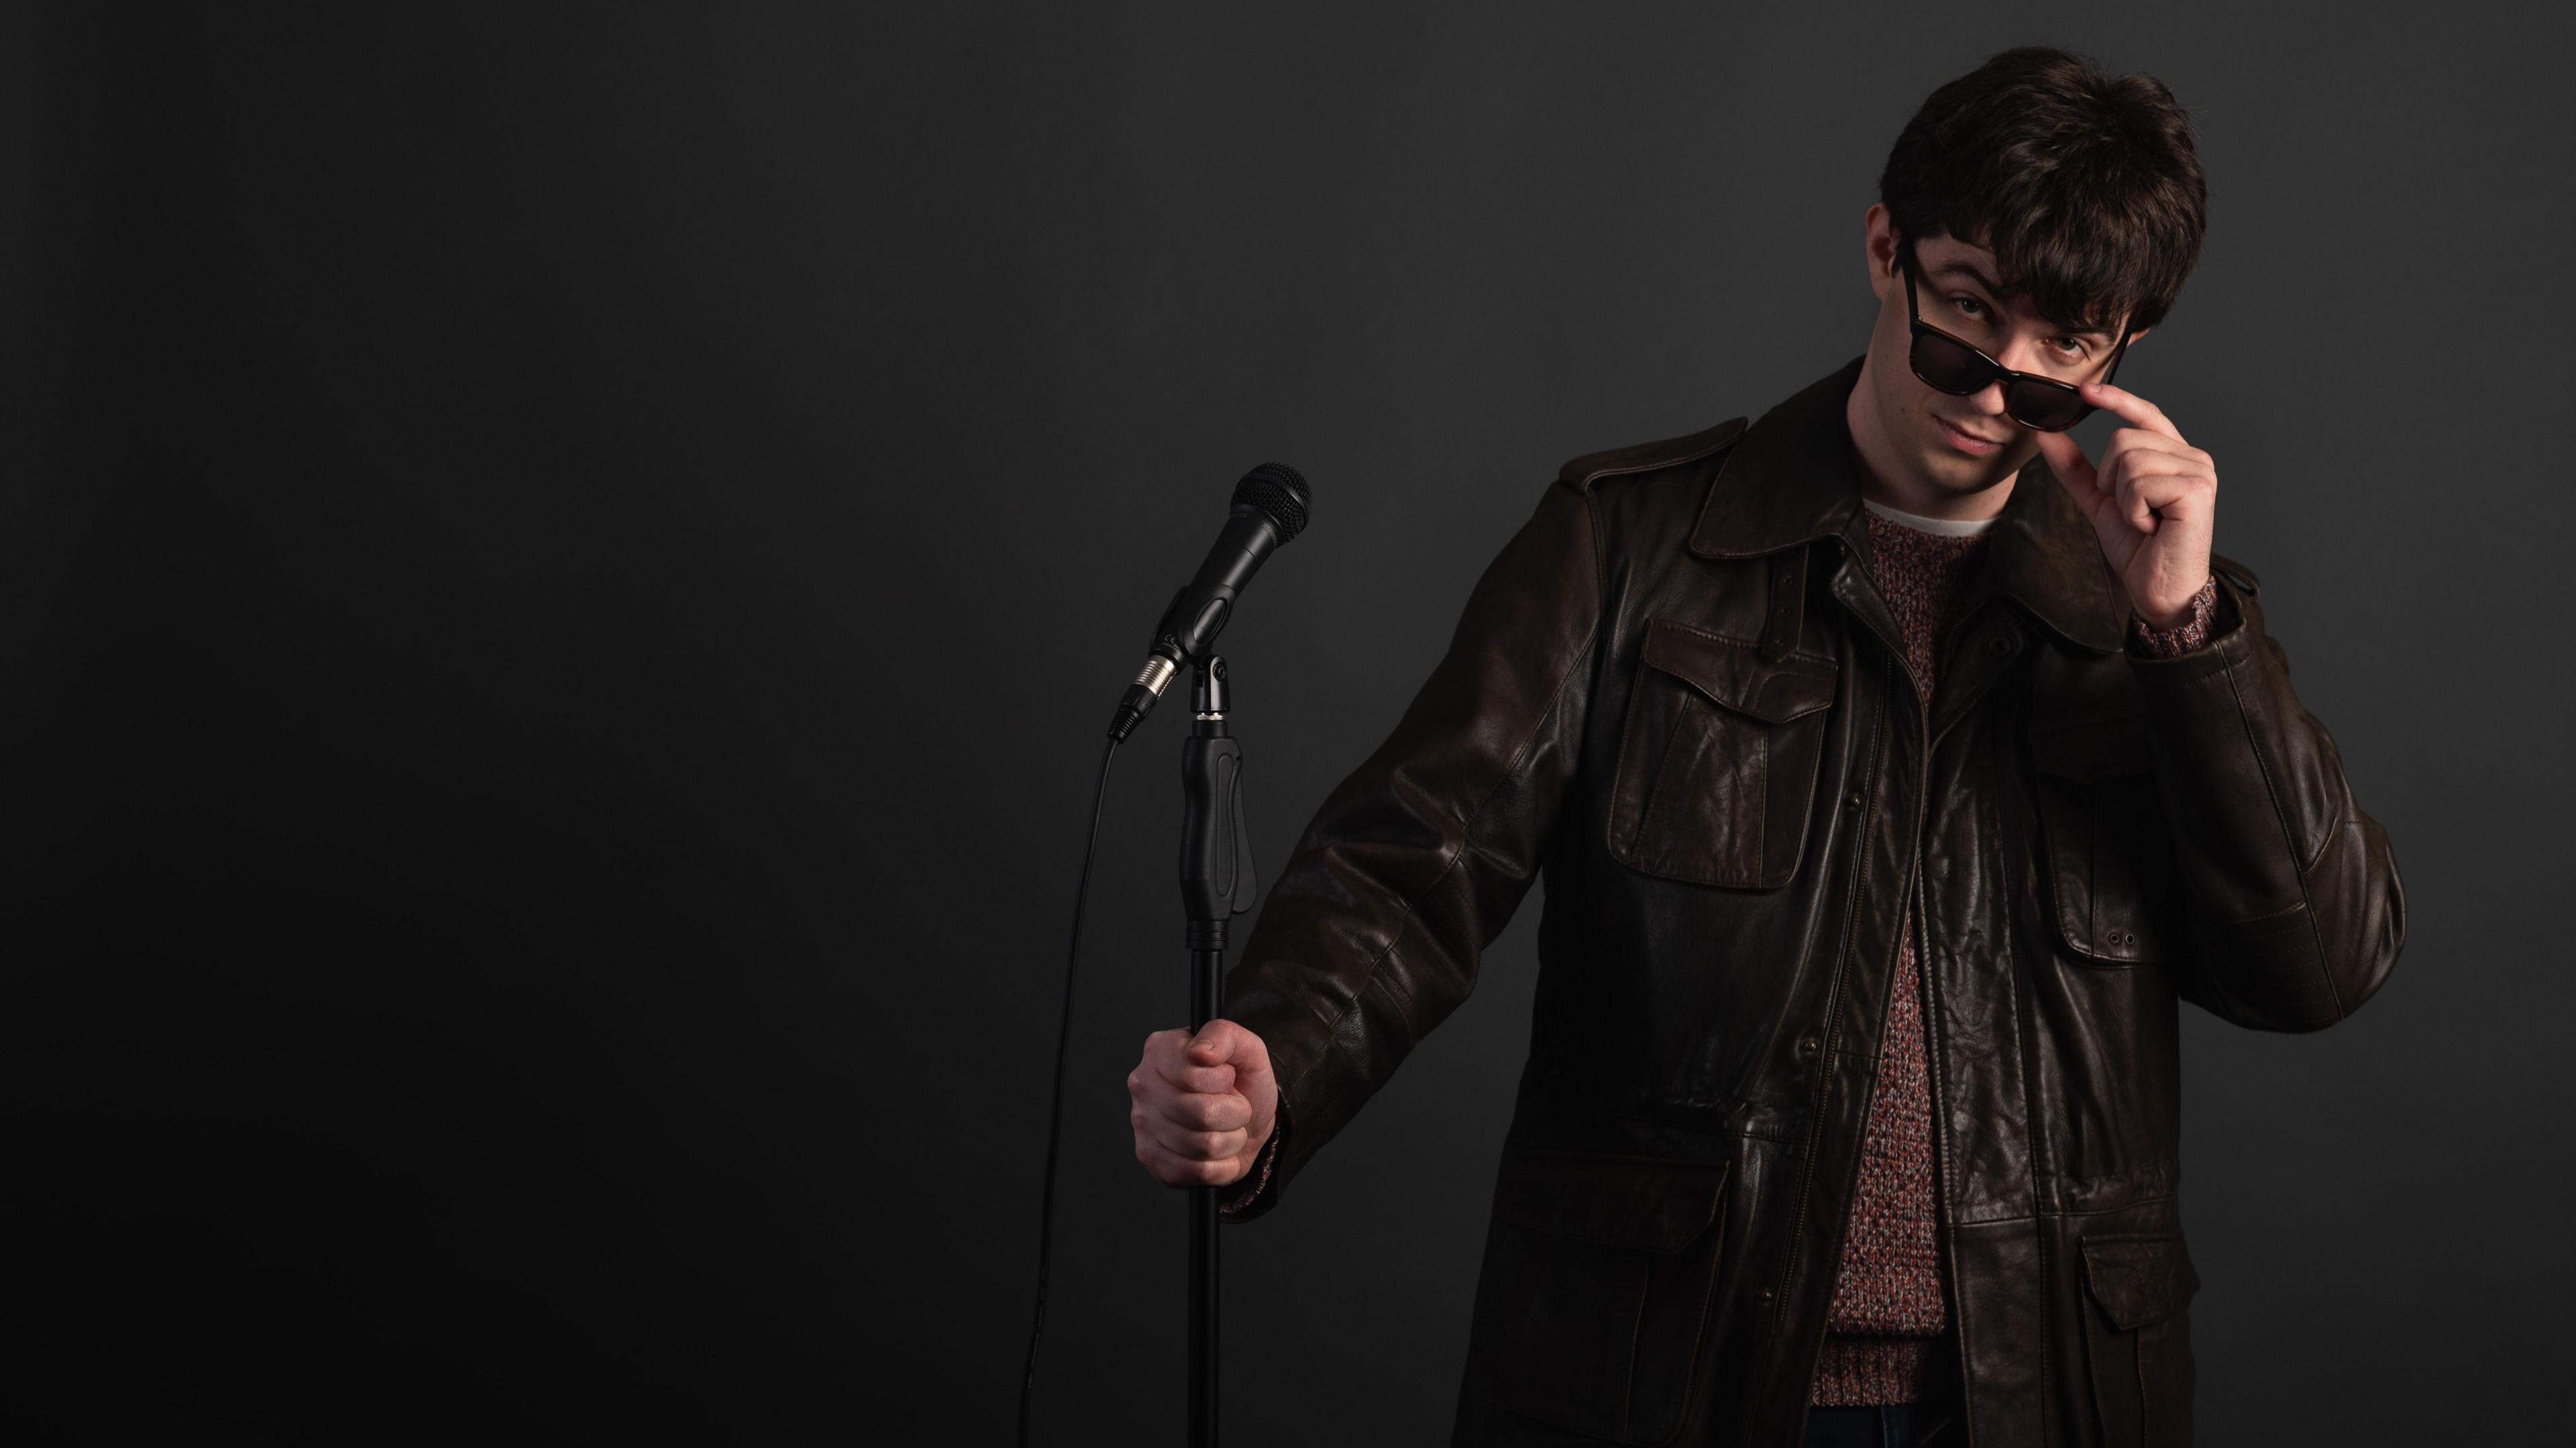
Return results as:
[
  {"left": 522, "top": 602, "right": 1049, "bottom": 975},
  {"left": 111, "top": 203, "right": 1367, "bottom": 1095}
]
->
[{"left": 1855, "top": 205, "right": 2145, "bottom": 502}]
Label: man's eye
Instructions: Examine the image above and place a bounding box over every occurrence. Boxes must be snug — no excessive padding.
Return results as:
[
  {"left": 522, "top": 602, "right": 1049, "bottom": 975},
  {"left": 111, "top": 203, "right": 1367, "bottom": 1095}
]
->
[
  {"left": 1951, "top": 295, "right": 1986, "bottom": 320},
  {"left": 2053, "top": 337, "right": 2089, "bottom": 359}
]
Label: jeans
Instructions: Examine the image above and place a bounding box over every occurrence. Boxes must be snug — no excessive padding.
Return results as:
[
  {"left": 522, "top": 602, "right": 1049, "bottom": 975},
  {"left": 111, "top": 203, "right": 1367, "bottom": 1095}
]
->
[{"left": 1798, "top": 1398, "right": 1964, "bottom": 1447}]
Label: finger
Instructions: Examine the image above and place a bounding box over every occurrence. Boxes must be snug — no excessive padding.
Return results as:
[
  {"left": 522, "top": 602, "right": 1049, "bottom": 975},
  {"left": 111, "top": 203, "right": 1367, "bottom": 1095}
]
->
[
  {"left": 2108, "top": 456, "right": 2205, "bottom": 534},
  {"left": 1144, "top": 1109, "right": 1250, "bottom": 1164},
  {"left": 1187, "top": 1019, "right": 1273, "bottom": 1082},
  {"left": 1136, "top": 1139, "right": 1246, "bottom": 1189},
  {"left": 2096, "top": 430, "right": 2194, "bottom": 502},
  {"left": 1159, "top": 1089, "right": 1252, "bottom": 1134},
  {"left": 2081, "top": 382, "right": 2186, "bottom": 443},
  {"left": 1134, "top": 1055, "right": 1234, "bottom": 1097},
  {"left": 1132, "top": 1097, "right": 1244, "bottom": 1166},
  {"left": 1145, "top": 1028, "right": 1234, "bottom": 1093},
  {"left": 1136, "top": 1135, "right": 1240, "bottom": 1187},
  {"left": 2102, "top": 427, "right": 2196, "bottom": 469}
]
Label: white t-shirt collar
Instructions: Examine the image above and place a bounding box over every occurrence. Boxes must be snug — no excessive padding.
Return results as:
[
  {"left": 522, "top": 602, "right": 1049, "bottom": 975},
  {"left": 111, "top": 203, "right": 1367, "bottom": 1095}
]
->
[{"left": 1861, "top": 494, "right": 2000, "bottom": 537}]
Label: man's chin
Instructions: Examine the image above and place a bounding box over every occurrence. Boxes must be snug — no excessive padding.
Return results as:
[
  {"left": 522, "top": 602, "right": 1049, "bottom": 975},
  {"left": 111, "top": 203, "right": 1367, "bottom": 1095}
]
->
[
  {"left": 1920, "top": 442, "right": 1984, "bottom": 479},
  {"left": 1919, "top": 445, "right": 2015, "bottom": 491}
]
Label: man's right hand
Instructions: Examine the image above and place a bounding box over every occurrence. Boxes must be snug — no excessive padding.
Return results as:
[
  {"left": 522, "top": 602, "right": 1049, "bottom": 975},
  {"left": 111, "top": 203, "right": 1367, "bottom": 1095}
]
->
[{"left": 1129, "top": 1019, "right": 1277, "bottom": 1189}]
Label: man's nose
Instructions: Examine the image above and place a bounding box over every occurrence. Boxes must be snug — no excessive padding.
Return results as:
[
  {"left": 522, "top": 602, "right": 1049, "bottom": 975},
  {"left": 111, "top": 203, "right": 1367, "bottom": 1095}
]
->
[{"left": 1993, "top": 333, "right": 2061, "bottom": 377}]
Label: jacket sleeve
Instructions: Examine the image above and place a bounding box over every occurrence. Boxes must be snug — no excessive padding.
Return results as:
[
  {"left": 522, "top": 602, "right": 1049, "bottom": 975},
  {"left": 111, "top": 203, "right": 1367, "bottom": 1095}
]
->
[
  {"left": 1212, "top": 478, "right": 1602, "bottom": 1221},
  {"left": 2129, "top": 561, "right": 2407, "bottom": 1032}
]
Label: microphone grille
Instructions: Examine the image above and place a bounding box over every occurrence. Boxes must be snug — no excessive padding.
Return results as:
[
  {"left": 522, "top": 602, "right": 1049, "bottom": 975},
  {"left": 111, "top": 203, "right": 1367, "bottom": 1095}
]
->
[{"left": 1233, "top": 463, "right": 1312, "bottom": 541}]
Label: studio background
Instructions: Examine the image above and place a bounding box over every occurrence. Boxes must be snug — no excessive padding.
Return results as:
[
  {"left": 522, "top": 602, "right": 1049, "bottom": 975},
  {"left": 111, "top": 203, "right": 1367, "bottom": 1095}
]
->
[{"left": 9, "top": 4, "right": 2567, "bottom": 1443}]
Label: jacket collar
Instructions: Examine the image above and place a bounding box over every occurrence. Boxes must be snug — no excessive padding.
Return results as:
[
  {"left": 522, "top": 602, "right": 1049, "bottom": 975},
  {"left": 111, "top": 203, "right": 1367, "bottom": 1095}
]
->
[{"left": 1688, "top": 352, "right": 2131, "bottom": 654}]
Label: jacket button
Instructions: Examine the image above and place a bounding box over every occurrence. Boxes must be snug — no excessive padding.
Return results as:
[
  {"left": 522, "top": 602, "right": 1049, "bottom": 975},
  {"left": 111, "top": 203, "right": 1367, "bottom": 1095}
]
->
[
  {"left": 1760, "top": 1286, "right": 1775, "bottom": 1301},
  {"left": 1845, "top": 793, "right": 1862, "bottom": 810},
  {"left": 1988, "top": 635, "right": 2011, "bottom": 655},
  {"left": 1796, "top": 1035, "right": 1819, "bottom": 1057}
]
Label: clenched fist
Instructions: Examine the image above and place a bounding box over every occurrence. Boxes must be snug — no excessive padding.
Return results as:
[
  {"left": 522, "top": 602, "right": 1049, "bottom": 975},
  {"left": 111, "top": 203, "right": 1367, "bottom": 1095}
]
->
[{"left": 1128, "top": 1019, "right": 1277, "bottom": 1189}]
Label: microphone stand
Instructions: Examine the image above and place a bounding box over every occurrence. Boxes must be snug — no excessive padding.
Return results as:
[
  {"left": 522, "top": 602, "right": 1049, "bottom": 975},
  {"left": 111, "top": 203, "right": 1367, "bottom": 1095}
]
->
[{"left": 1177, "top": 653, "right": 1256, "bottom": 1448}]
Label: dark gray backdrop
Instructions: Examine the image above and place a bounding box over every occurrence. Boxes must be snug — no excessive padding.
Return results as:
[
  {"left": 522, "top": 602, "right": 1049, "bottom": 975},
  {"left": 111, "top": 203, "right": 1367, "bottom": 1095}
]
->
[{"left": 8, "top": 3, "right": 2567, "bottom": 1443}]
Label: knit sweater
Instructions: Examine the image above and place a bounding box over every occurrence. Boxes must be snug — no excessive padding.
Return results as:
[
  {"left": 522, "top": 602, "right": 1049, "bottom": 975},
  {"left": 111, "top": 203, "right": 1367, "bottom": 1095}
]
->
[{"left": 1220, "top": 493, "right": 2222, "bottom": 1402}]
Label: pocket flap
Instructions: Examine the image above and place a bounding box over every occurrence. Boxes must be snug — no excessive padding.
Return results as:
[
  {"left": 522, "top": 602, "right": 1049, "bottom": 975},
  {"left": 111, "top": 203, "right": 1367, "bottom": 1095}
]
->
[
  {"left": 1491, "top": 1150, "right": 1730, "bottom": 1253},
  {"left": 2030, "top": 714, "right": 2157, "bottom": 781},
  {"left": 2080, "top": 1235, "right": 2202, "bottom": 1329},
  {"left": 1640, "top": 618, "right": 1836, "bottom": 723}
]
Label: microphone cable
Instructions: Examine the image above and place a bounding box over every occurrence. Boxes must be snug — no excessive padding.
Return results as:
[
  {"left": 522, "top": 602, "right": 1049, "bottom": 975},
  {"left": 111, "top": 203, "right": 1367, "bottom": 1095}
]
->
[{"left": 1017, "top": 732, "right": 1120, "bottom": 1447}]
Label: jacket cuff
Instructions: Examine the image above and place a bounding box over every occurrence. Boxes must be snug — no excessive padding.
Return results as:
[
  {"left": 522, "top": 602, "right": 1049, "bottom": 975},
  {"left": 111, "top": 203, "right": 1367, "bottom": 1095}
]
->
[{"left": 2126, "top": 573, "right": 2221, "bottom": 658}]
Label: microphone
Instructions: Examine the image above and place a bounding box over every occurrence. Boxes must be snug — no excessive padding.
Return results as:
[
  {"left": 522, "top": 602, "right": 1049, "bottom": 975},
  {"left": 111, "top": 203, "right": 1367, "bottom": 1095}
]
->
[{"left": 1107, "top": 463, "right": 1312, "bottom": 741}]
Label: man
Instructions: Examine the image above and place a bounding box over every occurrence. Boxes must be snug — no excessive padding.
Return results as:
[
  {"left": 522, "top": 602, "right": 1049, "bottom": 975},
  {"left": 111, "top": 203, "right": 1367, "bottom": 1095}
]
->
[{"left": 1126, "top": 46, "right": 2404, "bottom": 1447}]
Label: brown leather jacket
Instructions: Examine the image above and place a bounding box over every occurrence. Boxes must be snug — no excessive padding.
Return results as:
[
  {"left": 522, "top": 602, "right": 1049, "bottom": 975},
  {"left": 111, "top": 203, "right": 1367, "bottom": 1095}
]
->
[{"left": 1214, "top": 353, "right": 2406, "bottom": 1446}]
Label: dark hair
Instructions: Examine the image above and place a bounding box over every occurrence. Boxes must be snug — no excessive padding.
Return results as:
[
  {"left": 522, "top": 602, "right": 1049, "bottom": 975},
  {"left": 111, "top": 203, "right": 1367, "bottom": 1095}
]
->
[{"left": 1878, "top": 46, "right": 2207, "bottom": 338}]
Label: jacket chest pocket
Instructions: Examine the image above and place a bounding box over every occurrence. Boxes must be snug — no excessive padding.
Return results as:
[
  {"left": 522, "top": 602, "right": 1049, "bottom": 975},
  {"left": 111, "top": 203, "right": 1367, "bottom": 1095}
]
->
[
  {"left": 2029, "top": 715, "right": 2184, "bottom": 964},
  {"left": 1606, "top": 618, "right": 1837, "bottom": 890},
  {"left": 1462, "top": 1150, "right": 1731, "bottom": 1444}
]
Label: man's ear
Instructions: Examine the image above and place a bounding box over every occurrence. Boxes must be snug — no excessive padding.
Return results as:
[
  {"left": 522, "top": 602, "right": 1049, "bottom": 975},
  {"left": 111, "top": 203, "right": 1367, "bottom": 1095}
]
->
[
  {"left": 1863, "top": 202, "right": 1896, "bottom": 304},
  {"left": 2125, "top": 325, "right": 2153, "bottom": 347}
]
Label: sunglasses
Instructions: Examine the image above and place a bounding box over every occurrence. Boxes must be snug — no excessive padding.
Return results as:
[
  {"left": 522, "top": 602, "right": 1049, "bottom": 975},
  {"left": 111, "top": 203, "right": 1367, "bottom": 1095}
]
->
[{"left": 1899, "top": 239, "right": 2135, "bottom": 432}]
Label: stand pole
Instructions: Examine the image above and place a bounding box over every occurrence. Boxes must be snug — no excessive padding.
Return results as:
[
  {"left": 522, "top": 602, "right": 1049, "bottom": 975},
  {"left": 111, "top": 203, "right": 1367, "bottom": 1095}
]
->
[
  {"left": 1177, "top": 654, "right": 1256, "bottom": 1448},
  {"left": 1187, "top": 941, "right": 1220, "bottom": 1448}
]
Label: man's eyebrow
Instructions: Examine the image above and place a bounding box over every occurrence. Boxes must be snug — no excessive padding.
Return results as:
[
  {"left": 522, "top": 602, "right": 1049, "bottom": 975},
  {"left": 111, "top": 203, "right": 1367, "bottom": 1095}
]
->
[
  {"left": 1930, "top": 260, "right": 2118, "bottom": 339},
  {"left": 1931, "top": 258, "right": 2006, "bottom": 292}
]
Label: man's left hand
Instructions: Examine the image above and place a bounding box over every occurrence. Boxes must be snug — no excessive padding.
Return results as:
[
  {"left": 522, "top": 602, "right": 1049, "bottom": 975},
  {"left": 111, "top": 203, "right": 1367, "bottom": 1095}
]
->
[{"left": 2031, "top": 382, "right": 2215, "bottom": 629}]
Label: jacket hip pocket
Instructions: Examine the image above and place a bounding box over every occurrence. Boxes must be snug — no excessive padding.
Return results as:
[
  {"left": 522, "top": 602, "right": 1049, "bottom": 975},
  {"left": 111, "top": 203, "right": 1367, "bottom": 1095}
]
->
[
  {"left": 1462, "top": 1149, "right": 1731, "bottom": 1445},
  {"left": 2078, "top": 1233, "right": 2201, "bottom": 1447},
  {"left": 1606, "top": 618, "right": 1837, "bottom": 891},
  {"left": 2029, "top": 714, "right": 2185, "bottom": 965}
]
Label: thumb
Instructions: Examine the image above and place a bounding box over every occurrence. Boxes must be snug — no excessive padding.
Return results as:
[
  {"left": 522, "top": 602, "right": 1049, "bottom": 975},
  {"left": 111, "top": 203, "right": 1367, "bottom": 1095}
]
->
[
  {"left": 1189, "top": 1018, "right": 1272, "bottom": 1082},
  {"left": 2031, "top": 427, "right": 2098, "bottom": 498}
]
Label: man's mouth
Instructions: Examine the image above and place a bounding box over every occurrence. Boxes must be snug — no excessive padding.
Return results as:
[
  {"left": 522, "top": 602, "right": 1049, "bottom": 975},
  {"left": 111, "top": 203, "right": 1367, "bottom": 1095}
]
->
[{"left": 1936, "top": 415, "right": 2007, "bottom": 452}]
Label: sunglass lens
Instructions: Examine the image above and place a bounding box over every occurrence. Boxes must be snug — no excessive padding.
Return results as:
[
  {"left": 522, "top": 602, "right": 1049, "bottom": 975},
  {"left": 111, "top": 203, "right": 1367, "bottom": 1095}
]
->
[
  {"left": 2006, "top": 380, "right": 2092, "bottom": 431},
  {"left": 1910, "top": 332, "right": 1992, "bottom": 396}
]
